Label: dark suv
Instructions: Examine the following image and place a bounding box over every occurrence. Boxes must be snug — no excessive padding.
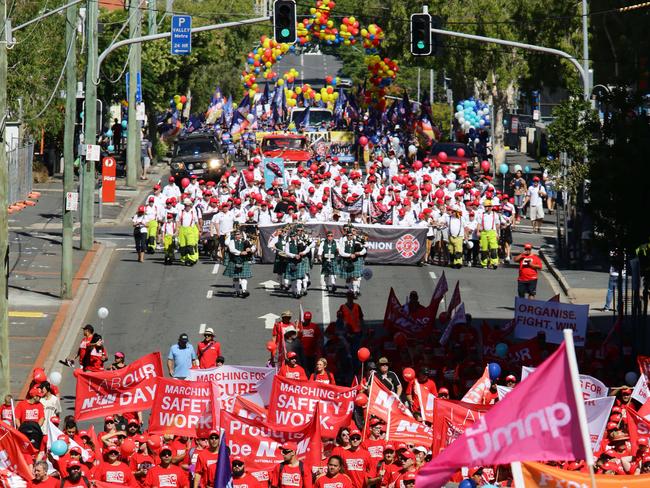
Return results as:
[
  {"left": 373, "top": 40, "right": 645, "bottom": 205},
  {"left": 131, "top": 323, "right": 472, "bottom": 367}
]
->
[{"left": 170, "top": 134, "right": 227, "bottom": 182}]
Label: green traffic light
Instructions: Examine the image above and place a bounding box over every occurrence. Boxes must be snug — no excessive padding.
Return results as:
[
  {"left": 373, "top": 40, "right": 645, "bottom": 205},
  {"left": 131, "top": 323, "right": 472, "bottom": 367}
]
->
[
  {"left": 417, "top": 40, "right": 425, "bottom": 49},
  {"left": 281, "top": 28, "right": 290, "bottom": 38}
]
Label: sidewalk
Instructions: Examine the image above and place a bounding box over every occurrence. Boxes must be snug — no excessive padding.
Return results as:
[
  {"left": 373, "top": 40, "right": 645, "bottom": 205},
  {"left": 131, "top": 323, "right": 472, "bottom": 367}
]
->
[{"left": 7, "top": 172, "right": 156, "bottom": 397}]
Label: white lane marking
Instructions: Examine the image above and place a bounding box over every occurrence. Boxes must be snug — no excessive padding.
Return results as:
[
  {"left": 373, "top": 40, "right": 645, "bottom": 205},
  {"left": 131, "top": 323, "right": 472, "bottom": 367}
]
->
[
  {"left": 320, "top": 275, "right": 331, "bottom": 326},
  {"left": 212, "top": 263, "right": 220, "bottom": 274},
  {"left": 206, "top": 290, "right": 213, "bottom": 299},
  {"left": 259, "top": 313, "right": 280, "bottom": 329},
  {"left": 429, "top": 271, "right": 437, "bottom": 280},
  {"left": 260, "top": 280, "right": 279, "bottom": 290},
  {"left": 115, "top": 247, "right": 133, "bottom": 251},
  {"left": 199, "top": 323, "right": 206, "bottom": 334}
]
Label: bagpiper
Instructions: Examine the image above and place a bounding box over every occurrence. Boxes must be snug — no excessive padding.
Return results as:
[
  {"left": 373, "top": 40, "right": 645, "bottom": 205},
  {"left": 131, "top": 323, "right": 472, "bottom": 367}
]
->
[
  {"left": 296, "top": 224, "right": 315, "bottom": 294},
  {"left": 337, "top": 224, "right": 367, "bottom": 297},
  {"left": 284, "top": 227, "right": 309, "bottom": 299},
  {"left": 318, "top": 230, "right": 339, "bottom": 292},
  {"left": 268, "top": 226, "right": 289, "bottom": 291},
  {"left": 223, "top": 228, "right": 255, "bottom": 298}
]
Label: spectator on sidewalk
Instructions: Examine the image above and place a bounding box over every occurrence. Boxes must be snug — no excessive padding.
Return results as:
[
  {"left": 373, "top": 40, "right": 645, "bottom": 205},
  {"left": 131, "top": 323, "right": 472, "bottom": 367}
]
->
[
  {"left": 141, "top": 130, "right": 153, "bottom": 181},
  {"left": 603, "top": 250, "right": 625, "bottom": 312},
  {"left": 514, "top": 243, "right": 543, "bottom": 299}
]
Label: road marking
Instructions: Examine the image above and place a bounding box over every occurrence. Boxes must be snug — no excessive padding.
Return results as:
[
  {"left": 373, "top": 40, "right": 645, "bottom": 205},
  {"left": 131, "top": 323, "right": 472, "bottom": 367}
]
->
[
  {"left": 320, "top": 275, "right": 331, "bottom": 326},
  {"left": 429, "top": 271, "right": 437, "bottom": 280},
  {"left": 199, "top": 323, "right": 206, "bottom": 334},
  {"left": 259, "top": 313, "right": 280, "bottom": 329},
  {"left": 212, "top": 264, "right": 220, "bottom": 274},
  {"left": 115, "top": 247, "right": 133, "bottom": 251},
  {"left": 260, "top": 280, "right": 279, "bottom": 290},
  {"left": 9, "top": 311, "right": 46, "bottom": 318},
  {"left": 206, "top": 290, "right": 213, "bottom": 299}
]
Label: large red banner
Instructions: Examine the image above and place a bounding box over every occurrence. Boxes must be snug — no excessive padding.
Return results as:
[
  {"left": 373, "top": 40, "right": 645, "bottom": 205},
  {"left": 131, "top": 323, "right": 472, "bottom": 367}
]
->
[
  {"left": 267, "top": 376, "right": 358, "bottom": 436},
  {"left": 431, "top": 398, "right": 490, "bottom": 455},
  {"left": 0, "top": 422, "right": 37, "bottom": 481},
  {"left": 383, "top": 287, "right": 442, "bottom": 339},
  {"left": 74, "top": 352, "right": 163, "bottom": 421},
  {"left": 221, "top": 409, "right": 322, "bottom": 479},
  {"left": 148, "top": 377, "right": 219, "bottom": 437}
]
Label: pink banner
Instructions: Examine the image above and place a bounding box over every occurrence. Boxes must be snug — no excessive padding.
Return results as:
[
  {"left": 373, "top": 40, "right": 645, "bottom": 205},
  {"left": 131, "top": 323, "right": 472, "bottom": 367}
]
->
[{"left": 416, "top": 343, "right": 583, "bottom": 488}]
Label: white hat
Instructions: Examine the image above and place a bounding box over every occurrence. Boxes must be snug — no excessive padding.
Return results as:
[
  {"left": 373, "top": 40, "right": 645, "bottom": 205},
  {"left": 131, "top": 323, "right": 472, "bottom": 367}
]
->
[
  {"left": 183, "top": 198, "right": 192, "bottom": 205},
  {"left": 203, "top": 327, "right": 215, "bottom": 335}
]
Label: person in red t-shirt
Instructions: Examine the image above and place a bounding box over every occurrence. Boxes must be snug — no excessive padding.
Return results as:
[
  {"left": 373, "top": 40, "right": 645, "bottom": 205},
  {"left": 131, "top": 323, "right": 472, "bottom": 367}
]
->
[
  {"left": 1, "top": 394, "right": 14, "bottom": 425},
  {"left": 144, "top": 446, "right": 189, "bottom": 488},
  {"left": 309, "top": 359, "right": 335, "bottom": 385},
  {"left": 231, "top": 456, "right": 265, "bottom": 488},
  {"left": 196, "top": 329, "right": 221, "bottom": 369},
  {"left": 192, "top": 430, "right": 219, "bottom": 488},
  {"left": 269, "top": 442, "right": 312, "bottom": 488},
  {"left": 279, "top": 352, "right": 307, "bottom": 380},
  {"left": 514, "top": 243, "right": 543, "bottom": 299},
  {"left": 362, "top": 419, "right": 385, "bottom": 463},
  {"left": 130, "top": 437, "right": 156, "bottom": 487},
  {"left": 298, "top": 312, "right": 322, "bottom": 375},
  {"left": 405, "top": 368, "right": 438, "bottom": 421},
  {"left": 28, "top": 461, "right": 59, "bottom": 488},
  {"left": 92, "top": 446, "right": 138, "bottom": 486},
  {"left": 387, "top": 451, "right": 417, "bottom": 488},
  {"left": 376, "top": 444, "right": 399, "bottom": 487},
  {"left": 14, "top": 388, "right": 44, "bottom": 427},
  {"left": 84, "top": 333, "right": 108, "bottom": 372},
  {"left": 340, "top": 429, "right": 377, "bottom": 488},
  {"left": 314, "top": 455, "right": 353, "bottom": 488},
  {"left": 62, "top": 461, "right": 92, "bottom": 488}
]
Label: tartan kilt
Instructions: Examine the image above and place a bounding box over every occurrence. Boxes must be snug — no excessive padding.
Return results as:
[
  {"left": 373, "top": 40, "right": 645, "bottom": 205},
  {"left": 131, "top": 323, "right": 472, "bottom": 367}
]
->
[
  {"left": 337, "top": 257, "right": 363, "bottom": 279},
  {"left": 273, "top": 255, "right": 287, "bottom": 275},
  {"left": 223, "top": 258, "right": 252, "bottom": 278},
  {"left": 284, "top": 259, "right": 307, "bottom": 280},
  {"left": 321, "top": 258, "right": 338, "bottom": 276}
]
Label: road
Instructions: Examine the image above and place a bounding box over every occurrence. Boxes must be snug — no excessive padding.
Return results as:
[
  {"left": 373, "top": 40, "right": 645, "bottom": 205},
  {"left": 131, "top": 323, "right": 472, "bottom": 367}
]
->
[{"left": 273, "top": 51, "right": 343, "bottom": 87}]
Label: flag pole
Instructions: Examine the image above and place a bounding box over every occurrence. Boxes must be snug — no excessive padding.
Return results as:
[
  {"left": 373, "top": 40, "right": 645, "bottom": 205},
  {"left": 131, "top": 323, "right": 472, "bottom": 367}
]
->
[
  {"left": 510, "top": 461, "right": 525, "bottom": 488},
  {"left": 563, "top": 329, "right": 597, "bottom": 488}
]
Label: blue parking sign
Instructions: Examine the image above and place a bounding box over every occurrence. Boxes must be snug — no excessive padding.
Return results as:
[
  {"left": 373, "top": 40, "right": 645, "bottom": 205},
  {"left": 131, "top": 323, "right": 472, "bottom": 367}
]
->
[{"left": 171, "top": 15, "right": 192, "bottom": 55}]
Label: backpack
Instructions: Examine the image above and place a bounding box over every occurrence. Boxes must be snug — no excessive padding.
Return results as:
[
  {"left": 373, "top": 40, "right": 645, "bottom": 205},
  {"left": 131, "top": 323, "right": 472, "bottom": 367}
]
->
[{"left": 18, "top": 421, "right": 43, "bottom": 451}]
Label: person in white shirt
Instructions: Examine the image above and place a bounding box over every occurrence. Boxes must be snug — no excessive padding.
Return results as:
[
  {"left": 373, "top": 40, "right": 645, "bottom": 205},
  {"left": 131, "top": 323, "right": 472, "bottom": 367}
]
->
[
  {"left": 162, "top": 212, "right": 178, "bottom": 265},
  {"left": 523, "top": 176, "right": 547, "bottom": 233},
  {"left": 178, "top": 198, "right": 201, "bottom": 266},
  {"left": 464, "top": 210, "right": 480, "bottom": 266},
  {"left": 132, "top": 206, "right": 149, "bottom": 263},
  {"left": 162, "top": 177, "right": 181, "bottom": 199},
  {"left": 446, "top": 206, "right": 466, "bottom": 268},
  {"left": 478, "top": 200, "right": 499, "bottom": 269}
]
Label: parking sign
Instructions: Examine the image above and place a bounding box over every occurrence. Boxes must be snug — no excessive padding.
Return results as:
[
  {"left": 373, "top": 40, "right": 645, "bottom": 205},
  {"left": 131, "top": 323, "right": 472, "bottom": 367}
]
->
[{"left": 171, "top": 15, "right": 192, "bottom": 55}]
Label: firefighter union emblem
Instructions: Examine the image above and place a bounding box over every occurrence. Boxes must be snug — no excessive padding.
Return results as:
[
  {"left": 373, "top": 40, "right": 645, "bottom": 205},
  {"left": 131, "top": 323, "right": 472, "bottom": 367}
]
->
[{"left": 395, "top": 234, "right": 420, "bottom": 258}]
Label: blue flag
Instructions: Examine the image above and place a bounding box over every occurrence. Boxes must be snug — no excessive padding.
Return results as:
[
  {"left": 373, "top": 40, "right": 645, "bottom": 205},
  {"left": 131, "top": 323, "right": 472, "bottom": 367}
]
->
[{"left": 214, "top": 433, "right": 232, "bottom": 488}]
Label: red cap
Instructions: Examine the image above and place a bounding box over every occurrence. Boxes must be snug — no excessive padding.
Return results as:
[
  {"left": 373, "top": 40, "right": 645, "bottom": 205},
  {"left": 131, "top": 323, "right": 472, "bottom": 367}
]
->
[
  {"left": 78, "top": 430, "right": 89, "bottom": 438},
  {"left": 67, "top": 460, "right": 81, "bottom": 469},
  {"left": 303, "top": 311, "right": 312, "bottom": 320},
  {"left": 639, "top": 437, "right": 649, "bottom": 447},
  {"left": 105, "top": 416, "right": 114, "bottom": 422},
  {"left": 349, "top": 429, "right": 361, "bottom": 437},
  {"left": 533, "top": 176, "right": 540, "bottom": 181},
  {"left": 28, "top": 387, "right": 43, "bottom": 398},
  {"left": 159, "top": 445, "right": 173, "bottom": 454},
  {"left": 168, "top": 176, "right": 175, "bottom": 182},
  {"left": 384, "top": 443, "right": 395, "bottom": 452},
  {"left": 438, "top": 387, "right": 449, "bottom": 395},
  {"left": 370, "top": 418, "right": 383, "bottom": 427},
  {"left": 401, "top": 450, "right": 415, "bottom": 460},
  {"left": 281, "top": 441, "right": 297, "bottom": 452},
  {"left": 231, "top": 455, "right": 244, "bottom": 463},
  {"left": 506, "top": 375, "right": 516, "bottom": 382},
  {"left": 106, "top": 446, "right": 120, "bottom": 454},
  {"left": 286, "top": 351, "right": 297, "bottom": 359},
  {"left": 524, "top": 243, "right": 532, "bottom": 250}
]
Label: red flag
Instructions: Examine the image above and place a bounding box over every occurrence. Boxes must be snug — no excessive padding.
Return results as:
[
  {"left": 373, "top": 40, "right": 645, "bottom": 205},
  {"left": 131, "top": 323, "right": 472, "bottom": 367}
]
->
[
  {"left": 431, "top": 398, "right": 490, "bottom": 455},
  {"left": 446, "top": 281, "right": 461, "bottom": 315},
  {"left": 626, "top": 405, "right": 650, "bottom": 451},
  {"left": 461, "top": 365, "right": 492, "bottom": 404},
  {"left": 148, "top": 377, "right": 219, "bottom": 437},
  {"left": 74, "top": 352, "right": 163, "bottom": 421},
  {"left": 433, "top": 271, "right": 448, "bottom": 301},
  {"left": 383, "top": 287, "right": 441, "bottom": 338},
  {"left": 638, "top": 356, "right": 650, "bottom": 383},
  {"left": 232, "top": 395, "right": 268, "bottom": 421},
  {"left": 439, "top": 303, "right": 466, "bottom": 346},
  {"left": 0, "top": 421, "right": 37, "bottom": 480},
  {"left": 417, "top": 343, "right": 583, "bottom": 487}
]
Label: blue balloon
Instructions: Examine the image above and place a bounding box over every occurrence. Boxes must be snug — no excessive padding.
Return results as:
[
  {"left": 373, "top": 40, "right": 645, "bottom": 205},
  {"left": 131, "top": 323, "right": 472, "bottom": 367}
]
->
[
  {"left": 107, "top": 145, "right": 115, "bottom": 152},
  {"left": 488, "top": 362, "right": 501, "bottom": 381},
  {"left": 495, "top": 342, "right": 508, "bottom": 357},
  {"left": 51, "top": 439, "right": 68, "bottom": 456},
  {"left": 456, "top": 104, "right": 463, "bottom": 112},
  {"left": 524, "top": 165, "right": 531, "bottom": 173},
  {"left": 121, "top": 120, "right": 127, "bottom": 129},
  {"left": 105, "top": 129, "right": 113, "bottom": 137},
  {"left": 499, "top": 163, "right": 508, "bottom": 175},
  {"left": 459, "top": 480, "right": 477, "bottom": 488}
]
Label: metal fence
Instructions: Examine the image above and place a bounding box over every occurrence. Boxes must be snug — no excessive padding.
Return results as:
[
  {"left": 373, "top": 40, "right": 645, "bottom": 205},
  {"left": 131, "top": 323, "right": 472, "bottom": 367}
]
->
[{"left": 7, "top": 143, "right": 34, "bottom": 205}]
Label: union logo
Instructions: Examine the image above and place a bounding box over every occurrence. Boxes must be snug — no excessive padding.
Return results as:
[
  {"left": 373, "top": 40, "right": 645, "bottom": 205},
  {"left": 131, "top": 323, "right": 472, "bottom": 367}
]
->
[{"left": 395, "top": 234, "right": 420, "bottom": 258}]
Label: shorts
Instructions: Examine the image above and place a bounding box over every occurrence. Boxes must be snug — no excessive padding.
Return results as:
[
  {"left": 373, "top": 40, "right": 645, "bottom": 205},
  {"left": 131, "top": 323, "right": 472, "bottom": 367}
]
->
[
  {"left": 141, "top": 156, "right": 151, "bottom": 170},
  {"left": 518, "top": 279, "right": 538, "bottom": 297},
  {"left": 530, "top": 204, "right": 544, "bottom": 221}
]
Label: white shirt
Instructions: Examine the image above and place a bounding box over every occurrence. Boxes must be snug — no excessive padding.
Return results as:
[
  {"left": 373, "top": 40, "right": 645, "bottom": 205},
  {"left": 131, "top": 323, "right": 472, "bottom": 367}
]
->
[
  {"left": 179, "top": 208, "right": 199, "bottom": 227},
  {"left": 216, "top": 211, "right": 235, "bottom": 235},
  {"left": 480, "top": 211, "right": 498, "bottom": 231},
  {"left": 162, "top": 184, "right": 181, "bottom": 199},
  {"left": 527, "top": 184, "right": 546, "bottom": 207}
]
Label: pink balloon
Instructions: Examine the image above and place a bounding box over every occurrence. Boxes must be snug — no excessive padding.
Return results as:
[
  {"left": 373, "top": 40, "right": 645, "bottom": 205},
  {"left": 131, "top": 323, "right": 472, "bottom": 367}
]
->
[
  {"left": 438, "top": 151, "right": 448, "bottom": 162},
  {"left": 413, "top": 160, "right": 423, "bottom": 170},
  {"left": 456, "top": 148, "right": 465, "bottom": 158},
  {"left": 481, "top": 160, "right": 490, "bottom": 172},
  {"left": 359, "top": 136, "right": 368, "bottom": 146},
  {"left": 181, "top": 177, "right": 190, "bottom": 188}
]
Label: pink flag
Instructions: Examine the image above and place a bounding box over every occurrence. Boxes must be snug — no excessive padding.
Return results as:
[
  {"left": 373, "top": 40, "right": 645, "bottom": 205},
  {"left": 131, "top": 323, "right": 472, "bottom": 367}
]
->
[
  {"left": 416, "top": 343, "right": 582, "bottom": 488},
  {"left": 461, "top": 364, "right": 491, "bottom": 404}
]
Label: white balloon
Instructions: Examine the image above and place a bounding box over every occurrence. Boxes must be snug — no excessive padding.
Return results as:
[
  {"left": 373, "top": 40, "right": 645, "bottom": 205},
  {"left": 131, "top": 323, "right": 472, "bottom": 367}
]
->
[
  {"left": 362, "top": 268, "right": 373, "bottom": 280},
  {"left": 49, "top": 371, "right": 62, "bottom": 386},
  {"left": 448, "top": 182, "right": 457, "bottom": 191},
  {"left": 97, "top": 307, "right": 109, "bottom": 319},
  {"left": 474, "top": 138, "right": 480, "bottom": 144},
  {"left": 246, "top": 113, "right": 255, "bottom": 123},
  {"left": 479, "top": 120, "right": 486, "bottom": 127},
  {"left": 485, "top": 115, "right": 490, "bottom": 121},
  {"left": 448, "top": 173, "right": 456, "bottom": 181},
  {"left": 466, "top": 240, "right": 474, "bottom": 249},
  {"left": 514, "top": 164, "right": 522, "bottom": 172},
  {"left": 458, "top": 117, "right": 465, "bottom": 124},
  {"left": 408, "top": 145, "right": 417, "bottom": 155}
]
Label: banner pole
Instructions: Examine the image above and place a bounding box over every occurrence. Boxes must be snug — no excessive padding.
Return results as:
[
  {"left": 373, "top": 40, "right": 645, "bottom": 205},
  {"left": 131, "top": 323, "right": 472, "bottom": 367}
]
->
[
  {"left": 563, "top": 329, "right": 597, "bottom": 488},
  {"left": 510, "top": 461, "right": 525, "bottom": 488}
]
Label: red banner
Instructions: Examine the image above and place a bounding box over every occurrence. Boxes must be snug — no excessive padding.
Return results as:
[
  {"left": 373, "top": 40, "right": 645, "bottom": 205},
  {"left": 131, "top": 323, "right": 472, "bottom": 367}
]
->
[
  {"left": 221, "top": 408, "right": 322, "bottom": 479},
  {"left": 431, "top": 398, "right": 490, "bottom": 455},
  {"left": 148, "top": 377, "right": 219, "bottom": 437},
  {"left": 626, "top": 405, "right": 650, "bottom": 452},
  {"left": 232, "top": 395, "right": 268, "bottom": 422},
  {"left": 267, "top": 376, "right": 358, "bottom": 436},
  {"left": 74, "top": 352, "right": 163, "bottom": 421},
  {"left": 0, "top": 422, "right": 37, "bottom": 481},
  {"left": 383, "top": 287, "right": 442, "bottom": 339},
  {"left": 483, "top": 338, "right": 542, "bottom": 368}
]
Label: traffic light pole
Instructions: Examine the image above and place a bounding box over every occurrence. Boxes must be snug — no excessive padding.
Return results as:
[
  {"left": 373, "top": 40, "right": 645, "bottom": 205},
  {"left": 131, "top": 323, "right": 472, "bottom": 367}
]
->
[{"left": 126, "top": 0, "right": 142, "bottom": 189}]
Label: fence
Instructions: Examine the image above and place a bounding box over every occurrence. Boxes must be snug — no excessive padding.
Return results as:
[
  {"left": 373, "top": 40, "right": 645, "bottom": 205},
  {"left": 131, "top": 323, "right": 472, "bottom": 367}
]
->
[{"left": 7, "top": 143, "right": 34, "bottom": 205}]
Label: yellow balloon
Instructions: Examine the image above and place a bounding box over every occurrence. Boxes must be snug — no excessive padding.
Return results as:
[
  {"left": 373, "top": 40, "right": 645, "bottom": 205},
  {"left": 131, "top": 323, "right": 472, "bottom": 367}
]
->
[
  {"left": 333, "top": 92, "right": 339, "bottom": 99},
  {"left": 295, "top": 87, "right": 302, "bottom": 95},
  {"left": 176, "top": 102, "right": 183, "bottom": 110},
  {"left": 277, "top": 79, "right": 285, "bottom": 86},
  {"left": 263, "top": 39, "right": 270, "bottom": 48},
  {"left": 368, "top": 24, "right": 377, "bottom": 35},
  {"left": 173, "top": 95, "right": 181, "bottom": 103},
  {"left": 314, "top": 93, "right": 321, "bottom": 101},
  {"left": 361, "top": 28, "right": 368, "bottom": 37}
]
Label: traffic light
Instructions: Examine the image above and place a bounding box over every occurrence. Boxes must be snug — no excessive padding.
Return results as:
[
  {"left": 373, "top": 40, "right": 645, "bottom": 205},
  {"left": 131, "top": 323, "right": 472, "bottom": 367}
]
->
[
  {"left": 410, "top": 13, "right": 432, "bottom": 56},
  {"left": 273, "top": 0, "right": 297, "bottom": 44}
]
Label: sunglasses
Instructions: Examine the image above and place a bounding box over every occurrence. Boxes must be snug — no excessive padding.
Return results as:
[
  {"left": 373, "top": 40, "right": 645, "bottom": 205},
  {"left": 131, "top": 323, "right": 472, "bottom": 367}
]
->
[
  {"left": 281, "top": 449, "right": 294, "bottom": 454},
  {"left": 160, "top": 452, "right": 172, "bottom": 457},
  {"left": 209, "top": 435, "right": 219, "bottom": 440},
  {"left": 232, "top": 462, "right": 244, "bottom": 467},
  {"left": 350, "top": 436, "right": 361, "bottom": 441}
]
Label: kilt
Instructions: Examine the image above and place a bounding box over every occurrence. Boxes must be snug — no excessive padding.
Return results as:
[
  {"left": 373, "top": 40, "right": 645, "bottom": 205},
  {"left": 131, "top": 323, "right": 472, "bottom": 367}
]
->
[
  {"left": 223, "top": 258, "right": 253, "bottom": 278},
  {"left": 337, "top": 257, "right": 363, "bottom": 279},
  {"left": 321, "top": 258, "right": 338, "bottom": 276},
  {"left": 273, "top": 255, "right": 287, "bottom": 275},
  {"left": 284, "top": 259, "right": 308, "bottom": 280}
]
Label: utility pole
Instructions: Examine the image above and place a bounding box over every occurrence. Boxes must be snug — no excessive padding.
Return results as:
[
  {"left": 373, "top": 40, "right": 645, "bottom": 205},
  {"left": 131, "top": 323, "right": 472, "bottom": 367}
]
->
[
  {"left": 148, "top": 0, "right": 157, "bottom": 35},
  {"left": 80, "top": 0, "right": 98, "bottom": 250},
  {"left": 61, "top": 3, "right": 77, "bottom": 298},
  {"left": 429, "top": 69, "right": 434, "bottom": 105},
  {"left": 416, "top": 68, "right": 421, "bottom": 102},
  {"left": 126, "top": 0, "right": 142, "bottom": 188},
  {"left": 582, "top": 0, "right": 590, "bottom": 100},
  {"left": 0, "top": 0, "right": 10, "bottom": 397}
]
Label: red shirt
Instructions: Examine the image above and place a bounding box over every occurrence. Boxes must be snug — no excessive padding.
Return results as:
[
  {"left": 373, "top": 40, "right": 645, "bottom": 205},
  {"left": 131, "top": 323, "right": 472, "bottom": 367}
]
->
[
  {"left": 1, "top": 404, "right": 14, "bottom": 424},
  {"left": 517, "top": 254, "right": 542, "bottom": 282},
  {"left": 340, "top": 447, "right": 374, "bottom": 488},
  {"left": 144, "top": 464, "right": 189, "bottom": 488},
  {"left": 14, "top": 400, "right": 44, "bottom": 424},
  {"left": 405, "top": 378, "right": 438, "bottom": 412},
  {"left": 28, "top": 478, "right": 60, "bottom": 488},
  {"left": 362, "top": 438, "right": 385, "bottom": 462},
  {"left": 314, "top": 473, "right": 354, "bottom": 488},
  {"left": 194, "top": 449, "right": 219, "bottom": 487},
  {"left": 62, "top": 479, "right": 91, "bottom": 488},
  {"left": 92, "top": 461, "right": 137, "bottom": 486},
  {"left": 269, "top": 462, "right": 313, "bottom": 488},
  {"left": 130, "top": 453, "right": 156, "bottom": 486},
  {"left": 232, "top": 472, "right": 266, "bottom": 488},
  {"left": 299, "top": 322, "right": 322, "bottom": 357},
  {"left": 79, "top": 335, "right": 92, "bottom": 365},
  {"left": 378, "top": 461, "right": 399, "bottom": 487},
  {"left": 338, "top": 304, "right": 363, "bottom": 334},
  {"left": 309, "top": 372, "right": 335, "bottom": 385},
  {"left": 279, "top": 364, "right": 308, "bottom": 381},
  {"left": 86, "top": 347, "right": 107, "bottom": 372},
  {"left": 197, "top": 341, "right": 221, "bottom": 369}
]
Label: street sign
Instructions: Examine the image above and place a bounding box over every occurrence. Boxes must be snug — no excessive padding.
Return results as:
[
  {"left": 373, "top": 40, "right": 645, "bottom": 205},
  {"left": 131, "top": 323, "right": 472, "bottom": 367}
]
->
[
  {"left": 136, "top": 102, "right": 146, "bottom": 121},
  {"left": 65, "top": 192, "right": 79, "bottom": 211},
  {"left": 125, "top": 72, "right": 142, "bottom": 103},
  {"left": 102, "top": 157, "right": 116, "bottom": 203},
  {"left": 85, "top": 144, "right": 101, "bottom": 161},
  {"left": 171, "top": 15, "right": 192, "bottom": 55}
]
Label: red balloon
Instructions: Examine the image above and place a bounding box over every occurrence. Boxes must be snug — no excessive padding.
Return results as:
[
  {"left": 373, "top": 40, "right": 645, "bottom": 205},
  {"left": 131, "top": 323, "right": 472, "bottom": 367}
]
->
[
  {"left": 434, "top": 189, "right": 444, "bottom": 199},
  {"left": 394, "top": 332, "right": 408, "bottom": 348},
  {"left": 438, "top": 311, "right": 450, "bottom": 324},
  {"left": 456, "top": 148, "right": 465, "bottom": 158},
  {"left": 310, "top": 163, "right": 319, "bottom": 172},
  {"left": 266, "top": 340, "right": 277, "bottom": 353},
  {"left": 120, "top": 438, "right": 136, "bottom": 456},
  {"left": 357, "top": 347, "right": 371, "bottom": 362},
  {"left": 180, "top": 95, "right": 187, "bottom": 104},
  {"left": 146, "top": 435, "right": 162, "bottom": 451},
  {"left": 181, "top": 177, "right": 190, "bottom": 189},
  {"left": 33, "top": 368, "right": 47, "bottom": 383},
  {"left": 438, "top": 151, "right": 448, "bottom": 162},
  {"left": 402, "top": 367, "right": 416, "bottom": 382},
  {"left": 354, "top": 393, "right": 368, "bottom": 407},
  {"left": 413, "top": 160, "right": 423, "bottom": 170},
  {"left": 359, "top": 136, "right": 368, "bottom": 146},
  {"left": 481, "top": 160, "right": 490, "bottom": 172}
]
